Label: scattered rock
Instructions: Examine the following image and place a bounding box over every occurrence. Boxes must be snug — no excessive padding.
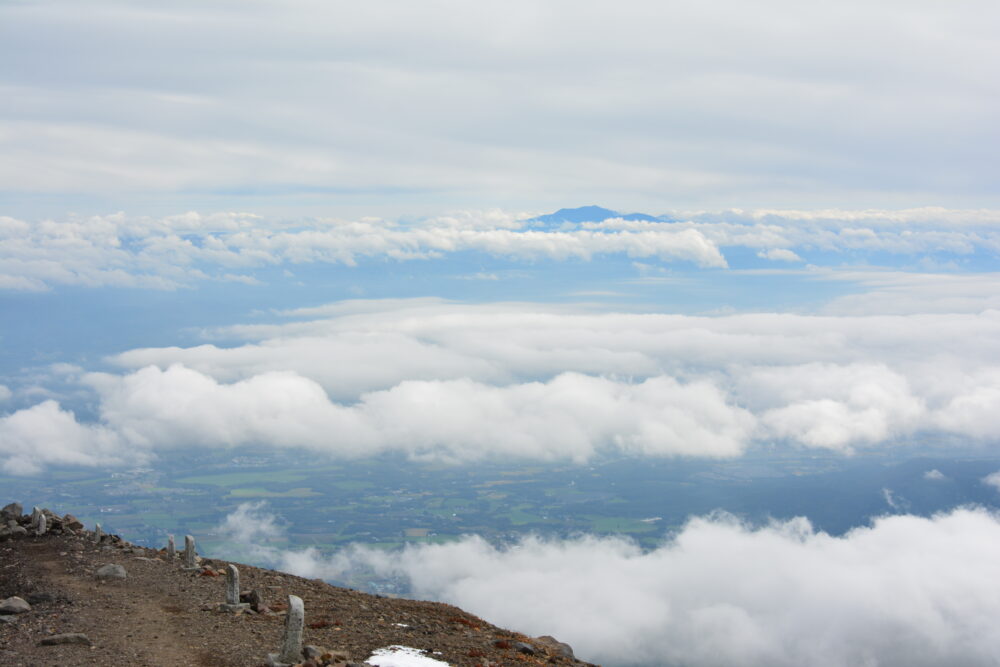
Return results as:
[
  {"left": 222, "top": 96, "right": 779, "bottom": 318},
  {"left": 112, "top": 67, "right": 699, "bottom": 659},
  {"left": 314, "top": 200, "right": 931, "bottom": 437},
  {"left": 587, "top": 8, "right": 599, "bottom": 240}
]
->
[
  {"left": 512, "top": 641, "right": 536, "bottom": 655},
  {"left": 26, "top": 592, "right": 54, "bottom": 604},
  {"left": 241, "top": 587, "right": 264, "bottom": 612},
  {"left": 62, "top": 513, "right": 84, "bottom": 530},
  {"left": 536, "top": 635, "right": 575, "bottom": 659},
  {"left": 1, "top": 502, "right": 22, "bottom": 522},
  {"left": 0, "top": 596, "right": 31, "bottom": 615},
  {"left": 95, "top": 563, "right": 127, "bottom": 580},
  {"left": 38, "top": 632, "right": 93, "bottom": 646}
]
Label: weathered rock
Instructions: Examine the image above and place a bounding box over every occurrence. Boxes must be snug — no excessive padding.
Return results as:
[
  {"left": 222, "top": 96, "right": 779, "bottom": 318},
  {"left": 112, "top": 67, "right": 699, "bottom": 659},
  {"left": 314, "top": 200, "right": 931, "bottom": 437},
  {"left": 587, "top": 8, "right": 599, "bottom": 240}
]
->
[
  {"left": 535, "top": 635, "right": 575, "bottom": 659},
  {"left": 95, "top": 563, "right": 127, "bottom": 580},
  {"left": 0, "top": 596, "right": 31, "bottom": 615},
  {"left": 512, "top": 641, "right": 536, "bottom": 655},
  {"left": 8, "top": 525, "right": 27, "bottom": 537},
  {"left": 303, "top": 645, "right": 326, "bottom": 660},
  {"left": 1, "top": 502, "right": 22, "bottom": 522},
  {"left": 241, "top": 587, "right": 264, "bottom": 612},
  {"left": 62, "top": 513, "right": 84, "bottom": 530},
  {"left": 38, "top": 632, "right": 92, "bottom": 646}
]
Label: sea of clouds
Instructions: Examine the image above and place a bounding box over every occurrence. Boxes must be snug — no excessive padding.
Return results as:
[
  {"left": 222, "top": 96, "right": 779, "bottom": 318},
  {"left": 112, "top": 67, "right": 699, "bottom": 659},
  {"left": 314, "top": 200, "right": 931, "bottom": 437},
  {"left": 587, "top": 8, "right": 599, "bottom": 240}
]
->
[
  {"left": 3, "top": 296, "right": 1000, "bottom": 474},
  {"left": 220, "top": 501, "right": 1000, "bottom": 667}
]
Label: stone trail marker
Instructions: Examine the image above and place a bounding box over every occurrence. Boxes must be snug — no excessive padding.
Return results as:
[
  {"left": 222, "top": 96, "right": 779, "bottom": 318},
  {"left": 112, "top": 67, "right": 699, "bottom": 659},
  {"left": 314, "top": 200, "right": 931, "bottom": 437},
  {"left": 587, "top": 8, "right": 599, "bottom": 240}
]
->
[
  {"left": 268, "top": 594, "right": 304, "bottom": 666},
  {"left": 35, "top": 513, "right": 46, "bottom": 537},
  {"left": 182, "top": 534, "right": 199, "bottom": 570},
  {"left": 220, "top": 564, "right": 250, "bottom": 612},
  {"left": 166, "top": 535, "right": 175, "bottom": 559},
  {"left": 93, "top": 523, "right": 103, "bottom": 543}
]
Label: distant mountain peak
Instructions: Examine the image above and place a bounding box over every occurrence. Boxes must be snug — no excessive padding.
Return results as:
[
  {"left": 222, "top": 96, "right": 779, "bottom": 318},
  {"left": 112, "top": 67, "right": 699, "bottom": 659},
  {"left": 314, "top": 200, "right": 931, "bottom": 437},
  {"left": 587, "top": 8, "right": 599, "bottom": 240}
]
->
[{"left": 529, "top": 205, "right": 663, "bottom": 225}]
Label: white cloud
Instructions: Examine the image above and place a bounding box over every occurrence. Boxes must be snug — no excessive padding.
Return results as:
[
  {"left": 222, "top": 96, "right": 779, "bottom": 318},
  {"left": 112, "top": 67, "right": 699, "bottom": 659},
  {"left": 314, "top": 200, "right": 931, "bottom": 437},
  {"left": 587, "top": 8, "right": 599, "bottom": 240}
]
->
[
  {"left": 225, "top": 506, "right": 1000, "bottom": 667},
  {"left": 821, "top": 272, "right": 1000, "bottom": 315},
  {"left": 3, "top": 1, "right": 999, "bottom": 208},
  {"left": 923, "top": 469, "right": 946, "bottom": 481},
  {"left": 6, "top": 300, "right": 1000, "bottom": 473},
  {"left": 5, "top": 209, "right": 1000, "bottom": 294},
  {"left": 0, "top": 400, "right": 131, "bottom": 475},
  {"left": 77, "top": 364, "right": 754, "bottom": 463},
  {"left": 0, "top": 212, "right": 728, "bottom": 291},
  {"left": 0, "top": 384, "right": 11, "bottom": 402},
  {"left": 750, "top": 363, "right": 925, "bottom": 451},
  {"left": 757, "top": 248, "right": 802, "bottom": 262},
  {"left": 982, "top": 471, "right": 1000, "bottom": 492}
]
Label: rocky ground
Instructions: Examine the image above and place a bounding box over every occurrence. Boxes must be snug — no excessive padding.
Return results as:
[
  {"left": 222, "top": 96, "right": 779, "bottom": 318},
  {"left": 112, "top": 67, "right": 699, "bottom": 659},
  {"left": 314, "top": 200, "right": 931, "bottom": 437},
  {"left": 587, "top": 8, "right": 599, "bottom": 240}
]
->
[{"left": 0, "top": 506, "right": 596, "bottom": 667}]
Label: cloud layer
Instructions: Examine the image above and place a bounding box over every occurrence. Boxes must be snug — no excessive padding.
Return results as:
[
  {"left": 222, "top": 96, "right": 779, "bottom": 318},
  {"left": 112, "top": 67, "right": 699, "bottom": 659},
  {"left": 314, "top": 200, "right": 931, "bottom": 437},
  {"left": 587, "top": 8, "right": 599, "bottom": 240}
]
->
[
  {"left": 4, "top": 300, "right": 1000, "bottom": 473},
  {"left": 221, "top": 503, "right": 1000, "bottom": 667},
  {"left": 3, "top": 207, "right": 1000, "bottom": 292},
  {"left": 3, "top": 2, "right": 999, "bottom": 209}
]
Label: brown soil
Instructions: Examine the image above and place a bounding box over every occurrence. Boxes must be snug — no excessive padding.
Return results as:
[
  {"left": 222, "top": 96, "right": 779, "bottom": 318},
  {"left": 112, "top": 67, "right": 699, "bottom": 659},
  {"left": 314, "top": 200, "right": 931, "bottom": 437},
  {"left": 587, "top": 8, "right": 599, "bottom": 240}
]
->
[{"left": 0, "top": 530, "right": 596, "bottom": 667}]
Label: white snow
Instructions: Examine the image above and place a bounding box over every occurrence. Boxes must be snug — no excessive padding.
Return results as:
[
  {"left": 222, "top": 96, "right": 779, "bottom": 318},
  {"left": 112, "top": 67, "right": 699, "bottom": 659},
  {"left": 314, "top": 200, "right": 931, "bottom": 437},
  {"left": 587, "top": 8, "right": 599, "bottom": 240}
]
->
[{"left": 365, "top": 645, "right": 451, "bottom": 667}]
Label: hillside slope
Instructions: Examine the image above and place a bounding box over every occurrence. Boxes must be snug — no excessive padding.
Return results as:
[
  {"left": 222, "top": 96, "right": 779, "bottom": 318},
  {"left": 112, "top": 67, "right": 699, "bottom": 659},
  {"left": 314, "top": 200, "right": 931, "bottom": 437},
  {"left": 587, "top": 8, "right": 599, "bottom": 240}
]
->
[{"left": 0, "top": 505, "right": 596, "bottom": 667}]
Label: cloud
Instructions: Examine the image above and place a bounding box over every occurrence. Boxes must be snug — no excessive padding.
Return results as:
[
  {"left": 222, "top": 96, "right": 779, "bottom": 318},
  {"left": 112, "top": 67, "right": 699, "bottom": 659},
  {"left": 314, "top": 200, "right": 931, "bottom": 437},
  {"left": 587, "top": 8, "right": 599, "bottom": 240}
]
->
[
  {"left": 982, "top": 471, "right": 1000, "bottom": 492},
  {"left": 217, "top": 501, "right": 284, "bottom": 545},
  {"left": 751, "top": 363, "right": 925, "bottom": 451},
  {"left": 3, "top": 0, "right": 999, "bottom": 209},
  {"left": 923, "top": 469, "right": 946, "bottom": 481},
  {"left": 757, "top": 248, "right": 802, "bottom": 262},
  {"left": 0, "top": 384, "right": 11, "bottom": 402},
  {"left": 5, "top": 209, "right": 1000, "bottom": 301},
  {"left": 1, "top": 298, "right": 997, "bottom": 473},
  {"left": 78, "top": 364, "right": 754, "bottom": 463},
  {"left": 223, "top": 505, "right": 1000, "bottom": 667},
  {"left": 0, "top": 212, "right": 728, "bottom": 291},
  {"left": 820, "top": 272, "right": 1000, "bottom": 315},
  {"left": 0, "top": 400, "right": 131, "bottom": 475}
]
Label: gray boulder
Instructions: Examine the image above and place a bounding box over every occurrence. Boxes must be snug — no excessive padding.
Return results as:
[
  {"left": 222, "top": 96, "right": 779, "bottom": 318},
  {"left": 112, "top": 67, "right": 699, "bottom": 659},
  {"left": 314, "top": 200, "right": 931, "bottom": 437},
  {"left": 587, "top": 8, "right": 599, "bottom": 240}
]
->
[
  {"left": 0, "top": 596, "right": 30, "bottom": 615},
  {"left": 0, "top": 503, "right": 22, "bottom": 522},
  {"left": 95, "top": 563, "right": 127, "bottom": 580},
  {"left": 535, "top": 635, "right": 575, "bottom": 660}
]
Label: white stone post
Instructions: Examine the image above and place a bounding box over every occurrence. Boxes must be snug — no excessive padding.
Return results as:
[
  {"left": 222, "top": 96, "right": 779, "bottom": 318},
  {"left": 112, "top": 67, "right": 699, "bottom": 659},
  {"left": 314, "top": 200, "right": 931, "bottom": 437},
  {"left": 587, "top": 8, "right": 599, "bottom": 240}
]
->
[
  {"left": 268, "top": 595, "right": 304, "bottom": 666},
  {"left": 35, "top": 513, "right": 46, "bottom": 536},
  {"left": 183, "top": 534, "right": 199, "bottom": 569},
  {"left": 166, "top": 535, "right": 175, "bottom": 559},
  {"left": 220, "top": 564, "right": 250, "bottom": 612},
  {"left": 94, "top": 523, "right": 103, "bottom": 543}
]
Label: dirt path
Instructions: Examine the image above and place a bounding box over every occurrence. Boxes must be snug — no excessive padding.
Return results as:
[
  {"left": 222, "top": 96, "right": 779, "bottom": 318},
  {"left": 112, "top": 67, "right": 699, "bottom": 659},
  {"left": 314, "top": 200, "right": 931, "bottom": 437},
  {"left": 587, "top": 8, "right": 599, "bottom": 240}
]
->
[{"left": 2, "top": 538, "right": 255, "bottom": 665}]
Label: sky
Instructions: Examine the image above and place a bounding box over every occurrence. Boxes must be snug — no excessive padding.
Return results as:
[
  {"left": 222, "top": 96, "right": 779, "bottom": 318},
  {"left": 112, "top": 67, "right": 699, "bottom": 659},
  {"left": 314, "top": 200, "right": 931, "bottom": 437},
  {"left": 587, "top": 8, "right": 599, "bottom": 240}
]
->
[
  {"left": 2, "top": 0, "right": 999, "bottom": 216},
  {"left": 4, "top": 2, "right": 1000, "bottom": 665}
]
